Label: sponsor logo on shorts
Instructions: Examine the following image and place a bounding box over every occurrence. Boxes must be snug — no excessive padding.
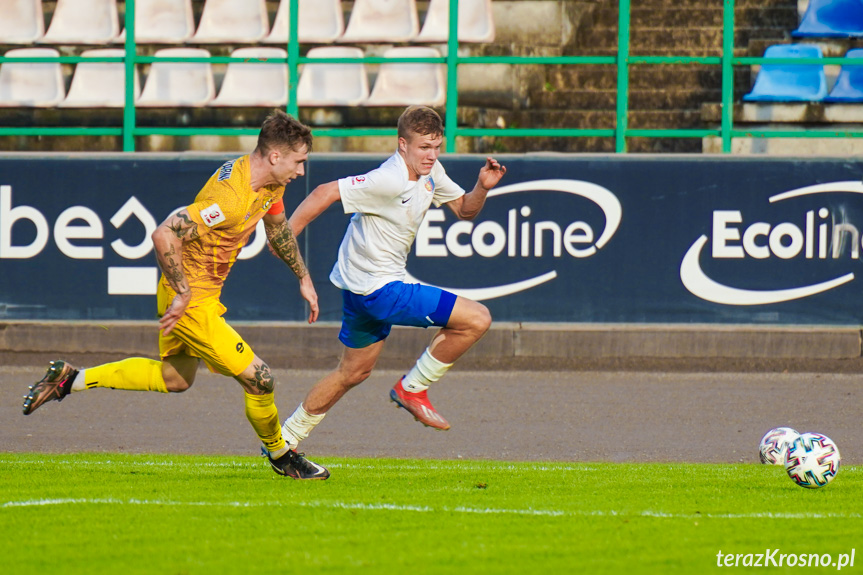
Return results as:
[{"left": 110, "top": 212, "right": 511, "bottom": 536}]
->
[{"left": 236, "top": 342, "right": 245, "bottom": 353}]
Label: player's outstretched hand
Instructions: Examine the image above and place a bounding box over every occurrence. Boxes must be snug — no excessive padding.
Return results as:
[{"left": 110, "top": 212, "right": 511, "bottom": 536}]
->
[
  {"left": 478, "top": 157, "right": 507, "bottom": 190},
  {"left": 299, "top": 274, "right": 319, "bottom": 323},
  {"left": 159, "top": 291, "right": 191, "bottom": 336}
]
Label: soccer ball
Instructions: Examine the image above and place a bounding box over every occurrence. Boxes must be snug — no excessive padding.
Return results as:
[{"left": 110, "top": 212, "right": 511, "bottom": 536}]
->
[
  {"left": 784, "top": 432, "right": 841, "bottom": 489},
  {"left": 758, "top": 427, "right": 800, "bottom": 465}
]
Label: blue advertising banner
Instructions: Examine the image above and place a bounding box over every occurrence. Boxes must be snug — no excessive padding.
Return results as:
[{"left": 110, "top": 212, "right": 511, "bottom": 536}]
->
[{"left": 1, "top": 154, "right": 862, "bottom": 324}]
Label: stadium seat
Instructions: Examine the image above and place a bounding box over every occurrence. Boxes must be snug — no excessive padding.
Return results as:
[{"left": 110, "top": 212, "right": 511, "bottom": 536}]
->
[
  {"left": 191, "top": 0, "right": 269, "bottom": 43},
  {"left": 264, "top": 0, "right": 344, "bottom": 44},
  {"left": 0, "top": 48, "right": 65, "bottom": 107},
  {"left": 296, "top": 46, "right": 369, "bottom": 106},
  {"left": 0, "top": 0, "right": 45, "bottom": 44},
  {"left": 115, "top": 0, "right": 195, "bottom": 44},
  {"left": 742, "top": 44, "right": 828, "bottom": 102},
  {"left": 210, "top": 48, "right": 288, "bottom": 107},
  {"left": 39, "top": 0, "right": 120, "bottom": 44},
  {"left": 415, "top": 0, "right": 495, "bottom": 43},
  {"left": 137, "top": 48, "right": 215, "bottom": 107},
  {"left": 59, "top": 49, "right": 139, "bottom": 107},
  {"left": 365, "top": 47, "right": 445, "bottom": 106},
  {"left": 792, "top": 0, "right": 863, "bottom": 38},
  {"left": 339, "top": 0, "right": 419, "bottom": 43},
  {"left": 825, "top": 48, "right": 863, "bottom": 102}
]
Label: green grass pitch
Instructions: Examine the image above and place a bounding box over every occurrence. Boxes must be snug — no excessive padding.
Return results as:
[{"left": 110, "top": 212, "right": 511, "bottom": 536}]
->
[{"left": 1, "top": 453, "right": 859, "bottom": 574}]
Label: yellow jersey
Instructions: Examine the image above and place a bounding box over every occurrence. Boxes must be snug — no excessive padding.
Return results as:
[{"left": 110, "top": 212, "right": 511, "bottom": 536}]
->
[{"left": 158, "top": 155, "right": 284, "bottom": 305}]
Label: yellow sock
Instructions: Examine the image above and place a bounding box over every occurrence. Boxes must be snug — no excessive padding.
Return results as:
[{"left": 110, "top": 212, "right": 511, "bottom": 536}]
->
[
  {"left": 80, "top": 358, "right": 168, "bottom": 393},
  {"left": 245, "top": 392, "right": 286, "bottom": 456}
]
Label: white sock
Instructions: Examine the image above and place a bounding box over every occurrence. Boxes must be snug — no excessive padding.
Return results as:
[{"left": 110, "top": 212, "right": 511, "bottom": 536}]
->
[
  {"left": 269, "top": 445, "right": 289, "bottom": 459},
  {"left": 281, "top": 404, "right": 326, "bottom": 450},
  {"left": 401, "top": 348, "right": 453, "bottom": 393},
  {"left": 71, "top": 369, "right": 86, "bottom": 393}
]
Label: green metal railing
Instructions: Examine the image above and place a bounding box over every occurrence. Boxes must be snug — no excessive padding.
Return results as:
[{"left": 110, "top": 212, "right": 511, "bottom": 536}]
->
[{"left": 1, "top": 0, "right": 862, "bottom": 153}]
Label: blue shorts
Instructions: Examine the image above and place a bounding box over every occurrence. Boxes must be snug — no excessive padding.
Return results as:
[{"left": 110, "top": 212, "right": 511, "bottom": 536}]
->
[{"left": 339, "top": 281, "right": 458, "bottom": 349}]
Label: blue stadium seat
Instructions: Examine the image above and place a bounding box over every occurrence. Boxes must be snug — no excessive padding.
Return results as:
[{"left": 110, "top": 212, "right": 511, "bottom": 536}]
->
[
  {"left": 792, "top": 0, "right": 863, "bottom": 38},
  {"left": 742, "top": 44, "right": 828, "bottom": 102},
  {"left": 825, "top": 48, "right": 863, "bottom": 102}
]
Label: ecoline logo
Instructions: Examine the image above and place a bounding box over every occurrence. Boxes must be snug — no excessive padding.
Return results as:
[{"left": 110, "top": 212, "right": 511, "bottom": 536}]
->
[
  {"left": 680, "top": 181, "right": 863, "bottom": 306},
  {"left": 407, "top": 179, "right": 621, "bottom": 300}
]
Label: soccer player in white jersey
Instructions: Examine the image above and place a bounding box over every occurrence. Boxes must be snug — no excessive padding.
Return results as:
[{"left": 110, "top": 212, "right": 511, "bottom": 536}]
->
[{"left": 279, "top": 105, "right": 507, "bottom": 455}]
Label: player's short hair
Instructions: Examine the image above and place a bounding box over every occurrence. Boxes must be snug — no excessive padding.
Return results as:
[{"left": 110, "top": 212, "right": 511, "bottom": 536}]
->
[
  {"left": 256, "top": 109, "right": 313, "bottom": 155},
  {"left": 397, "top": 106, "right": 443, "bottom": 142}
]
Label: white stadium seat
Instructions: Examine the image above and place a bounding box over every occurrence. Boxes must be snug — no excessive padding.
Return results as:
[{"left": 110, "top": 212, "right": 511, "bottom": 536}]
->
[
  {"left": 0, "top": 0, "right": 45, "bottom": 44},
  {"left": 366, "top": 47, "right": 445, "bottom": 106},
  {"left": 59, "top": 49, "right": 140, "bottom": 108},
  {"left": 115, "top": 0, "right": 195, "bottom": 44},
  {"left": 339, "top": 0, "right": 419, "bottom": 43},
  {"left": 137, "top": 48, "right": 215, "bottom": 107},
  {"left": 40, "top": 0, "right": 120, "bottom": 44},
  {"left": 264, "top": 0, "right": 344, "bottom": 44},
  {"left": 416, "top": 0, "right": 495, "bottom": 43},
  {"left": 210, "top": 47, "right": 288, "bottom": 107},
  {"left": 0, "top": 48, "right": 65, "bottom": 107},
  {"left": 191, "top": 0, "right": 269, "bottom": 44},
  {"left": 297, "top": 46, "right": 369, "bottom": 106}
]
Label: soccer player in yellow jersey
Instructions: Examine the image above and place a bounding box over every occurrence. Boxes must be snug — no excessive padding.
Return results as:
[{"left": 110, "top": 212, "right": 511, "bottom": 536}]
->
[{"left": 22, "top": 110, "right": 330, "bottom": 480}]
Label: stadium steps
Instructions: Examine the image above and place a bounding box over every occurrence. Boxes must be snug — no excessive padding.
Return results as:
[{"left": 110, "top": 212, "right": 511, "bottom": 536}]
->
[{"left": 537, "top": 0, "right": 800, "bottom": 153}]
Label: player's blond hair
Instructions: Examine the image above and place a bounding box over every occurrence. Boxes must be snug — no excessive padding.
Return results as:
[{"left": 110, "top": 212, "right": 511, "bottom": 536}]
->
[
  {"left": 255, "top": 109, "right": 313, "bottom": 155},
  {"left": 397, "top": 106, "right": 443, "bottom": 142}
]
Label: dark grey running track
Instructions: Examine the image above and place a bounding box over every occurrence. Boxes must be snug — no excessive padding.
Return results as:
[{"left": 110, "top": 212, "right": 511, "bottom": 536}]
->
[{"left": 2, "top": 363, "right": 860, "bottom": 465}]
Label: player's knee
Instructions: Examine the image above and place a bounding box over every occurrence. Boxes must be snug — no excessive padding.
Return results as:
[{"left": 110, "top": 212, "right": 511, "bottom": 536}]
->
[
  {"left": 470, "top": 303, "right": 492, "bottom": 336},
  {"left": 164, "top": 373, "right": 194, "bottom": 393},
  {"left": 336, "top": 363, "right": 373, "bottom": 388},
  {"left": 345, "top": 367, "right": 373, "bottom": 387}
]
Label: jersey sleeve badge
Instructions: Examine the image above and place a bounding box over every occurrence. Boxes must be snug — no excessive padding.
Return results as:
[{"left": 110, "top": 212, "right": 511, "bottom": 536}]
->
[
  {"left": 348, "top": 175, "right": 369, "bottom": 189},
  {"left": 200, "top": 203, "right": 226, "bottom": 227}
]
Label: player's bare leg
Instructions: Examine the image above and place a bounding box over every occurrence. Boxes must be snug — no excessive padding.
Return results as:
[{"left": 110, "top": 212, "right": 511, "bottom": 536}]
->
[
  {"left": 161, "top": 353, "right": 199, "bottom": 392},
  {"left": 427, "top": 297, "right": 492, "bottom": 364},
  {"left": 279, "top": 341, "right": 384, "bottom": 450},
  {"left": 304, "top": 341, "right": 385, "bottom": 413}
]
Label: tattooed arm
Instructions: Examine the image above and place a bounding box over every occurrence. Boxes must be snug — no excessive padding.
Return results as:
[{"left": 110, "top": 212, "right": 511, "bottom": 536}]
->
[
  {"left": 151, "top": 209, "right": 198, "bottom": 335},
  {"left": 263, "top": 210, "right": 319, "bottom": 324}
]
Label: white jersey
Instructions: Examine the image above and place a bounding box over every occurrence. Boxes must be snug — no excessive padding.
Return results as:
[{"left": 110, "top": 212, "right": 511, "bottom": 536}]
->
[{"left": 331, "top": 151, "right": 466, "bottom": 295}]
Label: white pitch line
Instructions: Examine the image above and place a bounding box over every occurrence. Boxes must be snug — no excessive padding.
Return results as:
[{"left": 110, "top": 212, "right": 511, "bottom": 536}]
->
[
  {"left": 0, "top": 459, "right": 598, "bottom": 472},
  {"left": 1, "top": 498, "right": 860, "bottom": 520}
]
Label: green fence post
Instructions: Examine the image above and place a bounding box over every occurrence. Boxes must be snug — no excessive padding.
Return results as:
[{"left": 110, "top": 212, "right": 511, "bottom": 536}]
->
[
  {"left": 444, "top": 0, "right": 459, "bottom": 152},
  {"left": 122, "top": 0, "right": 136, "bottom": 152},
  {"left": 721, "top": 0, "right": 735, "bottom": 153},
  {"left": 287, "top": 0, "right": 300, "bottom": 118},
  {"left": 616, "top": 0, "right": 630, "bottom": 153}
]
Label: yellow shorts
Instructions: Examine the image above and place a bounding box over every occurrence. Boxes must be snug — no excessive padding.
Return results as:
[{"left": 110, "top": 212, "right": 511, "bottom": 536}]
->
[{"left": 157, "top": 287, "right": 255, "bottom": 377}]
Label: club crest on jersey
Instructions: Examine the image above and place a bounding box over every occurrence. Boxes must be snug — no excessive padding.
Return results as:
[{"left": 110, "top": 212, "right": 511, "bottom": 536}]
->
[
  {"left": 200, "top": 203, "right": 226, "bottom": 227},
  {"left": 425, "top": 177, "right": 434, "bottom": 192},
  {"left": 217, "top": 160, "right": 235, "bottom": 181}
]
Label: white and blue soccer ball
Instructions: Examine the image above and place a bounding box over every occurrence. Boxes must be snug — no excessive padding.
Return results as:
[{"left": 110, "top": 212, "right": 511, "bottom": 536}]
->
[
  {"left": 758, "top": 427, "right": 800, "bottom": 465},
  {"left": 784, "top": 432, "right": 841, "bottom": 489}
]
